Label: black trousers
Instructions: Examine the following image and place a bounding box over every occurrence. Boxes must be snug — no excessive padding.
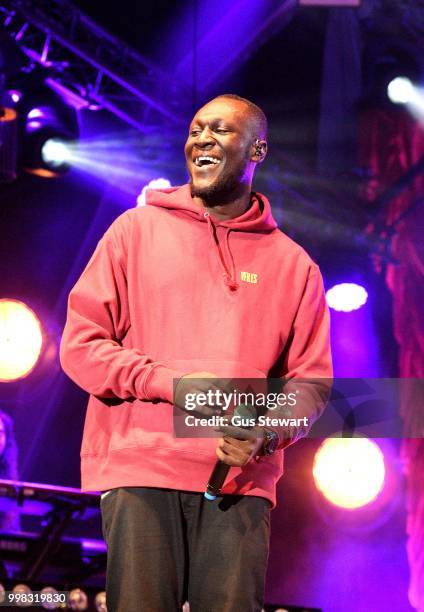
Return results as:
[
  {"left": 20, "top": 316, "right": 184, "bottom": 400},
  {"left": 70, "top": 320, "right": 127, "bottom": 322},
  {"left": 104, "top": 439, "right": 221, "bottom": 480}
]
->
[{"left": 100, "top": 487, "right": 271, "bottom": 612}]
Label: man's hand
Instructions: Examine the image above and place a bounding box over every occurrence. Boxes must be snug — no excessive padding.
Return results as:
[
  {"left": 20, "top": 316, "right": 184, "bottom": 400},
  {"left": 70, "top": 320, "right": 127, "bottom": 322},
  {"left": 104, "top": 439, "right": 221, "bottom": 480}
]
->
[
  {"left": 174, "top": 371, "right": 221, "bottom": 418},
  {"left": 215, "top": 431, "right": 264, "bottom": 467}
]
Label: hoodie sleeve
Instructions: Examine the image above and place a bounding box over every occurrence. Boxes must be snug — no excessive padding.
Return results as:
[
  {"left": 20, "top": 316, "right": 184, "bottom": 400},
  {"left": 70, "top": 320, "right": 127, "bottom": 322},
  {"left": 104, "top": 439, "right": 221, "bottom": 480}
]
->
[
  {"left": 285, "top": 265, "right": 332, "bottom": 380},
  {"left": 273, "top": 265, "right": 333, "bottom": 449},
  {"left": 59, "top": 213, "right": 184, "bottom": 403}
]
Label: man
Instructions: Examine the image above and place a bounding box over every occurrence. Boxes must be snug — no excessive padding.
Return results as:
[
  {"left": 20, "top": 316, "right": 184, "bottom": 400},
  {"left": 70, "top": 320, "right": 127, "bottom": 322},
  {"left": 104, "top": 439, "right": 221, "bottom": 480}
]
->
[{"left": 60, "top": 94, "right": 332, "bottom": 612}]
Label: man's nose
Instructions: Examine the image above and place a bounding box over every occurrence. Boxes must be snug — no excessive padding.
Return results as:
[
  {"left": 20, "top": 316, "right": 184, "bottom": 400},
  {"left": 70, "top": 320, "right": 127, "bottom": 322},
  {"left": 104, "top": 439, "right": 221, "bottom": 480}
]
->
[{"left": 195, "top": 127, "right": 215, "bottom": 146}]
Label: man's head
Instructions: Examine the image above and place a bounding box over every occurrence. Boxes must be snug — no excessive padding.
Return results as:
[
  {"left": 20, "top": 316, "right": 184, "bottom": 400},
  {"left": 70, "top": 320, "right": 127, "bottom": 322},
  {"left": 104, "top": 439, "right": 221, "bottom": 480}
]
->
[{"left": 184, "top": 94, "right": 268, "bottom": 204}]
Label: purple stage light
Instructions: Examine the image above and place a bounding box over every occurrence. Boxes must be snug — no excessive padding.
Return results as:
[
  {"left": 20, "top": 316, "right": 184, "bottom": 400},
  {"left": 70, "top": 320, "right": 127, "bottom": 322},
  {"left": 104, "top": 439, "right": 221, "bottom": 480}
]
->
[
  {"left": 27, "top": 108, "right": 45, "bottom": 120},
  {"left": 26, "top": 120, "right": 43, "bottom": 132},
  {"left": 26, "top": 108, "right": 47, "bottom": 133},
  {"left": 326, "top": 282, "right": 368, "bottom": 312},
  {"left": 22, "top": 101, "right": 79, "bottom": 176},
  {"left": 81, "top": 539, "right": 107, "bottom": 553},
  {"left": 8, "top": 90, "right": 22, "bottom": 104}
]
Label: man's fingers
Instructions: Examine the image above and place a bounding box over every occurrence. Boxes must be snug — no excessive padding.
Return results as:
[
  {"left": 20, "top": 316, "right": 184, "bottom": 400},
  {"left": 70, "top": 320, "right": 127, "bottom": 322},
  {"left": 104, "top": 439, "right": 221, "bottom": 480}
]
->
[
  {"left": 216, "top": 445, "right": 233, "bottom": 465},
  {"left": 215, "top": 436, "right": 262, "bottom": 466},
  {"left": 216, "top": 442, "right": 247, "bottom": 466}
]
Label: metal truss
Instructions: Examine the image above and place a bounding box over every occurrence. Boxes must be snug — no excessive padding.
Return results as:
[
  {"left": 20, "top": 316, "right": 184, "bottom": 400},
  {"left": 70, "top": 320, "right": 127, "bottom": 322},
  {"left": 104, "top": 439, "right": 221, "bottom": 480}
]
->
[{"left": 0, "top": 0, "right": 189, "bottom": 132}]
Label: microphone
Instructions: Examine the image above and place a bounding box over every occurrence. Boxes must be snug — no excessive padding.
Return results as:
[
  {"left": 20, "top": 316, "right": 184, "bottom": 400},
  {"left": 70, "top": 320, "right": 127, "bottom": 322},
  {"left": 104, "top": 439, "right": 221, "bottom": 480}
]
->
[{"left": 204, "top": 404, "right": 257, "bottom": 501}]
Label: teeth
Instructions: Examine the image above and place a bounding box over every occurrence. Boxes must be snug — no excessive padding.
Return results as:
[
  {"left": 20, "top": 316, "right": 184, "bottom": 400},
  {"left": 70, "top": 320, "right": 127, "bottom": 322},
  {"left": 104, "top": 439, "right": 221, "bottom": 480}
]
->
[{"left": 194, "top": 156, "right": 221, "bottom": 167}]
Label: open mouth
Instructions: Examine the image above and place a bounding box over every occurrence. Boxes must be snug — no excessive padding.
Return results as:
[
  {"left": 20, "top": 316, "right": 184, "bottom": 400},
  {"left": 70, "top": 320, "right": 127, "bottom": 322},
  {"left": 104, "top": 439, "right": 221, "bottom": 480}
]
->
[{"left": 193, "top": 156, "right": 222, "bottom": 168}]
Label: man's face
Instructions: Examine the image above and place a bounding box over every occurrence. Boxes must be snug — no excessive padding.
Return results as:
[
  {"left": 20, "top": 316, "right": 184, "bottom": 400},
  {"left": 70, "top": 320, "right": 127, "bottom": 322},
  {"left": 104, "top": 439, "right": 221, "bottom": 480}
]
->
[{"left": 184, "top": 98, "right": 256, "bottom": 202}]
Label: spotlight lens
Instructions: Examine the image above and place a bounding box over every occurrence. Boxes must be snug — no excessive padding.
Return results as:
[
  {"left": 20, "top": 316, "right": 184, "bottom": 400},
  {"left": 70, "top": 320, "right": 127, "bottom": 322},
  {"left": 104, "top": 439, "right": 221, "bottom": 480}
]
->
[
  {"left": 313, "top": 437, "right": 385, "bottom": 509},
  {"left": 41, "top": 138, "right": 72, "bottom": 167},
  {"left": 0, "top": 299, "right": 43, "bottom": 382},
  {"left": 326, "top": 282, "right": 368, "bottom": 312},
  {"left": 387, "top": 76, "right": 415, "bottom": 104}
]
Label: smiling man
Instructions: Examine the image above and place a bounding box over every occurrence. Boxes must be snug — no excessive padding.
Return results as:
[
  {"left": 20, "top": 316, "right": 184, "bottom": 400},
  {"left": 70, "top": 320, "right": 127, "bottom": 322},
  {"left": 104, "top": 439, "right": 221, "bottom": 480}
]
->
[
  {"left": 186, "top": 95, "right": 267, "bottom": 217},
  {"left": 60, "top": 94, "right": 332, "bottom": 612}
]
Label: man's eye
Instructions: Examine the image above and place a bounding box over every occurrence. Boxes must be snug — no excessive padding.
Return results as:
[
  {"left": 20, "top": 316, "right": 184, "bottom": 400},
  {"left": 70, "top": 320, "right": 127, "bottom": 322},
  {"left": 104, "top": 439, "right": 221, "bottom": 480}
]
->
[
  {"left": 215, "top": 128, "right": 228, "bottom": 134},
  {"left": 190, "top": 129, "right": 201, "bottom": 136}
]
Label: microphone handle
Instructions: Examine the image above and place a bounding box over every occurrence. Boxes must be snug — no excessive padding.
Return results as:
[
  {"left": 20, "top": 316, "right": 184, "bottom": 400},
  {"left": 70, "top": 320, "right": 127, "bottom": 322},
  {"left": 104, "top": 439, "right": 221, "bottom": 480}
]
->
[
  {"left": 204, "top": 460, "right": 231, "bottom": 500},
  {"left": 203, "top": 404, "right": 257, "bottom": 501}
]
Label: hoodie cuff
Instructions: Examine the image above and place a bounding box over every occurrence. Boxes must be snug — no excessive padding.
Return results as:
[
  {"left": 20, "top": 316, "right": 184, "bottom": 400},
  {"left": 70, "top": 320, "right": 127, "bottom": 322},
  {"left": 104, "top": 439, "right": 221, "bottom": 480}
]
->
[{"left": 143, "top": 365, "right": 185, "bottom": 404}]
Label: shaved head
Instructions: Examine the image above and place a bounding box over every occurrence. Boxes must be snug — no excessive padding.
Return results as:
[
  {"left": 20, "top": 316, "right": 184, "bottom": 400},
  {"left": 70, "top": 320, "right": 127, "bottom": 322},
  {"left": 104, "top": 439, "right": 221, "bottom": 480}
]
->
[{"left": 212, "top": 94, "right": 268, "bottom": 139}]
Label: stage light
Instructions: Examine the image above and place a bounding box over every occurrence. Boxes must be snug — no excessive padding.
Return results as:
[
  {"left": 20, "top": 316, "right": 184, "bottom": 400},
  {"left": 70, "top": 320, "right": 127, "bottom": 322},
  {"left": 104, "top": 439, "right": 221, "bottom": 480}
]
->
[
  {"left": 387, "top": 76, "right": 416, "bottom": 105},
  {"left": 94, "top": 591, "right": 107, "bottom": 612},
  {"left": 18, "top": 88, "right": 79, "bottom": 177},
  {"left": 313, "top": 437, "right": 385, "bottom": 509},
  {"left": 362, "top": 42, "right": 423, "bottom": 120},
  {"left": 41, "top": 138, "right": 73, "bottom": 168},
  {"left": 8, "top": 90, "right": 22, "bottom": 104},
  {"left": 24, "top": 106, "right": 77, "bottom": 175},
  {"left": 0, "top": 299, "right": 43, "bottom": 382},
  {"left": 68, "top": 589, "right": 88, "bottom": 611},
  {"left": 325, "top": 282, "right": 368, "bottom": 312},
  {"left": 27, "top": 108, "right": 44, "bottom": 120},
  {"left": 26, "top": 107, "right": 46, "bottom": 133},
  {"left": 137, "top": 177, "right": 172, "bottom": 207}
]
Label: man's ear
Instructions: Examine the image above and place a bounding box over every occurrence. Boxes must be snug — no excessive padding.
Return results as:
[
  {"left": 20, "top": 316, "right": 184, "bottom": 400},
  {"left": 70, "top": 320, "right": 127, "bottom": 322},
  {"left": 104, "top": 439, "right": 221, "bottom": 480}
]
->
[{"left": 252, "top": 139, "right": 267, "bottom": 163}]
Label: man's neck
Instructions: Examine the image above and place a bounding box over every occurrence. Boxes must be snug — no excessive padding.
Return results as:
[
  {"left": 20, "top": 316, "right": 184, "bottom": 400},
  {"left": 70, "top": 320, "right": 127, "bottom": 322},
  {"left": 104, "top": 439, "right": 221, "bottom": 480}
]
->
[{"left": 193, "top": 191, "right": 252, "bottom": 221}]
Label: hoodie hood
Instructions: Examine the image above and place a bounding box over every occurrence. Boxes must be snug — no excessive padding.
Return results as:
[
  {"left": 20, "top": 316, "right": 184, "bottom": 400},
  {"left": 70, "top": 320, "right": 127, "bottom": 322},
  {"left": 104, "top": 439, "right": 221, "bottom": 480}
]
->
[{"left": 145, "top": 184, "right": 278, "bottom": 233}]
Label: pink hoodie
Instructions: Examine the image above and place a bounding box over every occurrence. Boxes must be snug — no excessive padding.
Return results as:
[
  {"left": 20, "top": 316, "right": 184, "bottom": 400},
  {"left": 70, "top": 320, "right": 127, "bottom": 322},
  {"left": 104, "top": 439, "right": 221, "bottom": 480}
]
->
[{"left": 60, "top": 184, "right": 332, "bottom": 506}]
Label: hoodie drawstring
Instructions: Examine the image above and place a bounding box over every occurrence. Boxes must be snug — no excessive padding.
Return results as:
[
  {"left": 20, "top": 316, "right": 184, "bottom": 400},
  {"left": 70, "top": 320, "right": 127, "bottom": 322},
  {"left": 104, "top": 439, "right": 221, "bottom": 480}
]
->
[{"left": 204, "top": 212, "right": 239, "bottom": 291}]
